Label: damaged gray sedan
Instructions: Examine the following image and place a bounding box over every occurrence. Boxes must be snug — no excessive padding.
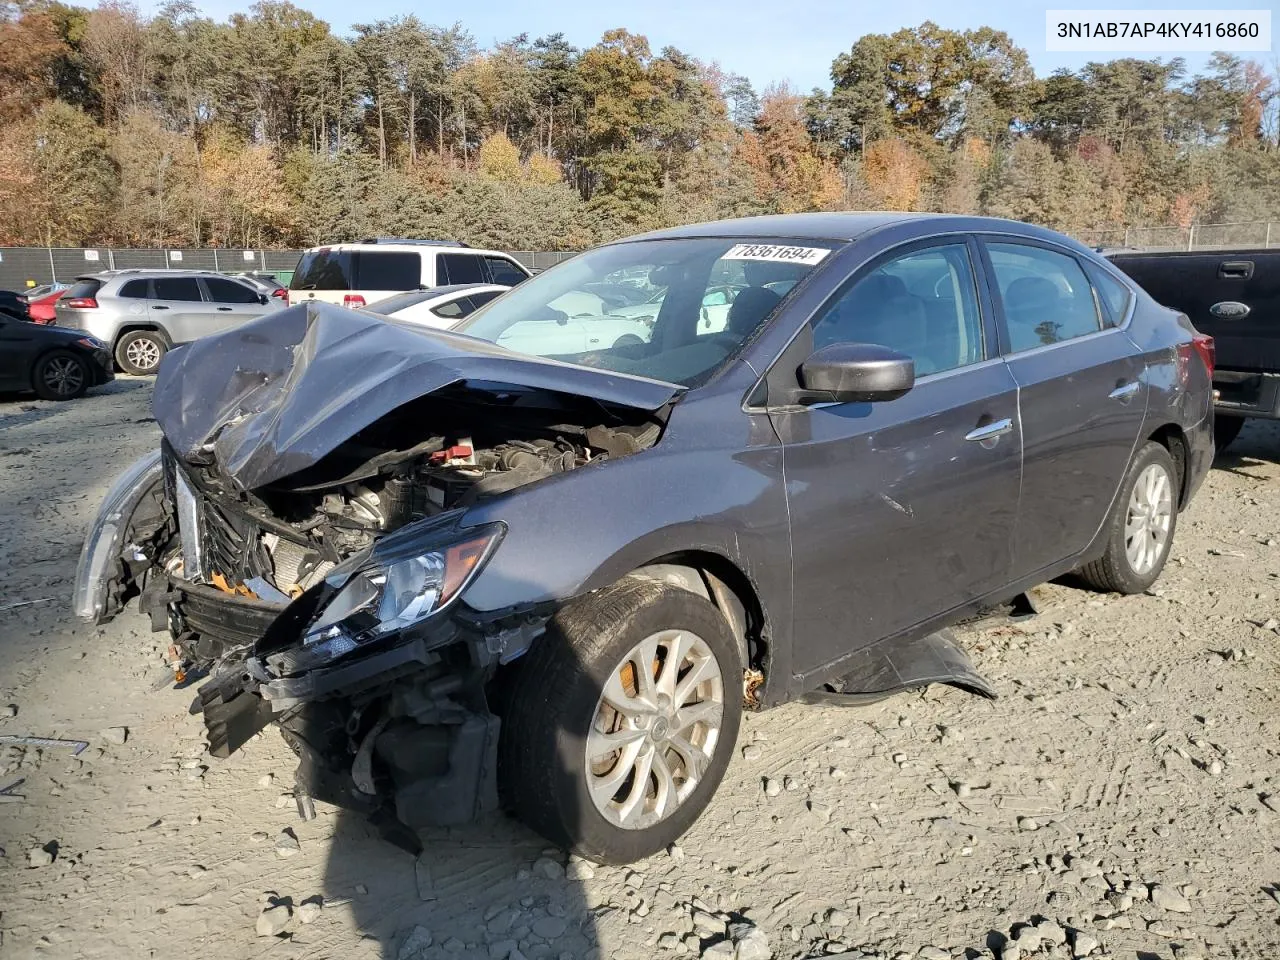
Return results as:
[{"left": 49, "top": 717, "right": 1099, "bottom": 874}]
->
[{"left": 74, "top": 213, "right": 1213, "bottom": 864}]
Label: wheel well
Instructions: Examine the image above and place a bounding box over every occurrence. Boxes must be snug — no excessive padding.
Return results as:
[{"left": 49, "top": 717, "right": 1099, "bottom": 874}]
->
[
  {"left": 629, "top": 552, "right": 768, "bottom": 674},
  {"left": 1147, "top": 423, "right": 1189, "bottom": 507},
  {"left": 113, "top": 324, "right": 171, "bottom": 350}
]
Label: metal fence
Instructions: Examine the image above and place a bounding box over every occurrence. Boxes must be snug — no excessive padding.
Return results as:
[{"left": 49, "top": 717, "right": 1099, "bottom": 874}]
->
[
  {"left": 1077, "top": 220, "right": 1280, "bottom": 252},
  {"left": 0, "top": 247, "right": 577, "bottom": 291}
]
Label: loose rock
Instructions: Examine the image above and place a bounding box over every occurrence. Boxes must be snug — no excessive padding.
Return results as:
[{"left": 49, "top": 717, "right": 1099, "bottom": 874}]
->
[
  {"left": 741, "top": 744, "right": 762, "bottom": 761},
  {"left": 533, "top": 856, "right": 564, "bottom": 880},
  {"left": 397, "top": 925, "right": 433, "bottom": 958},
  {"left": 274, "top": 828, "right": 301, "bottom": 858},
  {"left": 100, "top": 726, "right": 128, "bottom": 745},
  {"left": 296, "top": 900, "right": 322, "bottom": 924},
  {"left": 256, "top": 904, "right": 290, "bottom": 937},
  {"left": 764, "top": 778, "right": 782, "bottom": 798},
  {"left": 1150, "top": 884, "right": 1192, "bottom": 913},
  {"left": 27, "top": 845, "right": 54, "bottom": 867},
  {"left": 532, "top": 916, "right": 567, "bottom": 939},
  {"left": 1071, "top": 932, "right": 1099, "bottom": 957}
]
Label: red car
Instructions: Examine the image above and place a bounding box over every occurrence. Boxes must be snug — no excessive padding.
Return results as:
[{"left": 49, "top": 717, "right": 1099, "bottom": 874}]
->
[{"left": 25, "top": 287, "right": 67, "bottom": 324}]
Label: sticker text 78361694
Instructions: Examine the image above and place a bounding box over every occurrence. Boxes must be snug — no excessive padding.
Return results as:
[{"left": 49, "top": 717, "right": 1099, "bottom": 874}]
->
[{"left": 722, "top": 244, "right": 830, "bottom": 266}]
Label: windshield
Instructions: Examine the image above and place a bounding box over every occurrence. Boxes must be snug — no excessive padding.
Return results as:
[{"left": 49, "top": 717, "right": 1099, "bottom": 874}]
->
[{"left": 454, "top": 238, "right": 835, "bottom": 386}]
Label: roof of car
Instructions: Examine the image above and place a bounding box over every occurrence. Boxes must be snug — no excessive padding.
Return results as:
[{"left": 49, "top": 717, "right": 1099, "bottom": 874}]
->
[
  {"left": 625, "top": 212, "right": 1083, "bottom": 247},
  {"left": 300, "top": 242, "right": 517, "bottom": 258}
]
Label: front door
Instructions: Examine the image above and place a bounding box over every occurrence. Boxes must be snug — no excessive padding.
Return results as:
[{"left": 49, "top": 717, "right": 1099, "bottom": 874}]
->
[
  {"left": 981, "top": 239, "right": 1147, "bottom": 574},
  {"left": 774, "top": 239, "right": 1023, "bottom": 678},
  {"left": 200, "top": 277, "right": 267, "bottom": 334}
]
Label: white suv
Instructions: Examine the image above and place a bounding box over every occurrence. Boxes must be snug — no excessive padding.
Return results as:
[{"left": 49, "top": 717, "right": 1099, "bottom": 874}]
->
[{"left": 287, "top": 239, "right": 532, "bottom": 308}]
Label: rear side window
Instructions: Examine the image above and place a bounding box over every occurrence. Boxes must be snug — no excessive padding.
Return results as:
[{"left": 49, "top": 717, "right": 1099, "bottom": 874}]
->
[
  {"left": 437, "top": 253, "right": 487, "bottom": 285},
  {"left": 291, "top": 250, "right": 353, "bottom": 290},
  {"left": 484, "top": 256, "right": 528, "bottom": 285},
  {"left": 431, "top": 298, "right": 468, "bottom": 320},
  {"left": 154, "top": 277, "right": 203, "bottom": 302},
  {"left": 118, "top": 279, "right": 149, "bottom": 298},
  {"left": 1086, "top": 265, "right": 1133, "bottom": 327},
  {"left": 986, "top": 243, "right": 1102, "bottom": 352},
  {"left": 204, "top": 277, "right": 261, "bottom": 304},
  {"left": 66, "top": 280, "right": 103, "bottom": 299},
  {"left": 356, "top": 252, "right": 421, "bottom": 290}
]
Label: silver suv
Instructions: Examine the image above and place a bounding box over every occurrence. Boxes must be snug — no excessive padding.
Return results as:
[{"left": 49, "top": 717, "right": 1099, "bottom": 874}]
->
[{"left": 54, "top": 270, "right": 286, "bottom": 375}]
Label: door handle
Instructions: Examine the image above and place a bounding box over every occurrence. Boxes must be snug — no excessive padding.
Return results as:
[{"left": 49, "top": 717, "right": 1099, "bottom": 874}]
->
[
  {"left": 216, "top": 307, "right": 232, "bottom": 311},
  {"left": 151, "top": 305, "right": 168, "bottom": 310},
  {"left": 964, "top": 418, "right": 1013, "bottom": 442},
  {"left": 1109, "top": 381, "right": 1140, "bottom": 401}
]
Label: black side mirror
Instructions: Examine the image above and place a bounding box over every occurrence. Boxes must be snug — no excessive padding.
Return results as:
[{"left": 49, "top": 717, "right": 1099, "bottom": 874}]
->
[
  {"left": 258, "top": 294, "right": 269, "bottom": 305},
  {"left": 797, "top": 342, "right": 914, "bottom": 404}
]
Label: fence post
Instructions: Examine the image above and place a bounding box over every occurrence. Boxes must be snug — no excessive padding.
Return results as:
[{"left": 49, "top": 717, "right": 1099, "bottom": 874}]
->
[
  {"left": 1267, "top": 222, "right": 1273, "bottom": 249},
  {"left": 1123, "top": 226, "right": 1130, "bottom": 248},
  {"left": 213, "top": 248, "right": 219, "bottom": 272},
  {"left": 107, "top": 248, "right": 116, "bottom": 270},
  {"left": 1187, "top": 225, "right": 1195, "bottom": 251},
  {"left": 47, "top": 247, "right": 56, "bottom": 283}
]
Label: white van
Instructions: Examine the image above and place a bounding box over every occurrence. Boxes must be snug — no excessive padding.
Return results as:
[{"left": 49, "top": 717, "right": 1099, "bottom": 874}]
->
[{"left": 287, "top": 239, "right": 532, "bottom": 307}]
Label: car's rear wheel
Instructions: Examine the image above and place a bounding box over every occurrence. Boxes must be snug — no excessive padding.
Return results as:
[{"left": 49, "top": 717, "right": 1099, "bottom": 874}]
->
[
  {"left": 115, "top": 330, "right": 167, "bottom": 376},
  {"left": 1214, "top": 414, "right": 1244, "bottom": 454},
  {"left": 32, "top": 350, "right": 90, "bottom": 401},
  {"left": 498, "top": 576, "right": 742, "bottom": 864},
  {"left": 1077, "top": 441, "right": 1178, "bottom": 594}
]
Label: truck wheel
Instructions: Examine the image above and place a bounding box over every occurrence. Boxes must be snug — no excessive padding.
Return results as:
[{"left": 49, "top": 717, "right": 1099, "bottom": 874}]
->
[
  {"left": 1214, "top": 415, "right": 1244, "bottom": 454},
  {"left": 32, "top": 350, "right": 89, "bottom": 400},
  {"left": 115, "top": 330, "right": 167, "bottom": 376},
  {"left": 498, "top": 576, "right": 742, "bottom": 864},
  {"left": 1077, "top": 441, "right": 1178, "bottom": 594}
]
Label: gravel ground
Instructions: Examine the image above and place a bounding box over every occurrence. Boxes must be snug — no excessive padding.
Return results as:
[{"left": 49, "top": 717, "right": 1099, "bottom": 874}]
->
[{"left": 0, "top": 380, "right": 1278, "bottom": 960}]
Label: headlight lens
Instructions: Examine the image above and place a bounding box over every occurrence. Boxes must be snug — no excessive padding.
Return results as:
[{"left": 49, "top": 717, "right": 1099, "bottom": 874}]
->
[
  {"left": 76, "top": 336, "right": 106, "bottom": 349},
  {"left": 294, "top": 527, "right": 501, "bottom": 667}
]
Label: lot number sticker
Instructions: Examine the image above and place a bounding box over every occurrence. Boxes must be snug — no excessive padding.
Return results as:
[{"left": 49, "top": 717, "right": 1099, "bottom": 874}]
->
[{"left": 723, "top": 243, "right": 830, "bottom": 265}]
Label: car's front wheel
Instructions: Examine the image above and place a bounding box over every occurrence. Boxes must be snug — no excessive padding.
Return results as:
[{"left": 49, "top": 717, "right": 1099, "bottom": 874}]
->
[
  {"left": 1077, "top": 440, "right": 1178, "bottom": 594},
  {"left": 32, "top": 349, "right": 90, "bottom": 400},
  {"left": 498, "top": 576, "right": 742, "bottom": 864},
  {"left": 115, "top": 330, "right": 167, "bottom": 376}
]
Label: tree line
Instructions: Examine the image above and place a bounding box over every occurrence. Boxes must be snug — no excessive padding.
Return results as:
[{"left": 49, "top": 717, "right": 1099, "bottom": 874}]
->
[{"left": 0, "top": 2, "right": 1277, "bottom": 250}]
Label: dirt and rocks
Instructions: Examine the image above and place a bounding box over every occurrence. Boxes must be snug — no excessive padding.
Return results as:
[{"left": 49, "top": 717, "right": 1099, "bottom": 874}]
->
[{"left": 1, "top": 379, "right": 1278, "bottom": 960}]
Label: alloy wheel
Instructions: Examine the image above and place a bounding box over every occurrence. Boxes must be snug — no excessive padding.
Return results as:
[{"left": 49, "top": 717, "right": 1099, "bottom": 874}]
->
[
  {"left": 586, "top": 629, "right": 725, "bottom": 830},
  {"left": 1124, "top": 463, "right": 1173, "bottom": 575},
  {"left": 41, "top": 355, "right": 85, "bottom": 397},
  {"left": 125, "top": 338, "right": 162, "bottom": 372}
]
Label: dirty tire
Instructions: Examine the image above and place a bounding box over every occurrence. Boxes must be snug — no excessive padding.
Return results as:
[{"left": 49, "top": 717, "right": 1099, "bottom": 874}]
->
[
  {"left": 1077, "top": 441, "right": 1178, "bottom": 594},
  {"left": 114, "top": 330, "right": 167, "bottom": 376},
  {"left": 612, "top": 334, "right": 644, "bottom": 348},
  {"left": 498, "top": 576, "right": 742, "bottom": 864},
  {"left": 1214, "top": 414, "right": 1244, "bottom": 454},
  {"left": 31, "top": 349, "right": 91, "bottom": 401}
]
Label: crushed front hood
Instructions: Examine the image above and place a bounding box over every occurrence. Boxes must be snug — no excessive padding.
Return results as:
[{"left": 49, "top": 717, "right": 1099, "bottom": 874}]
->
[{"left": 152, "top": 300, "right": 681, "bottom": 490}]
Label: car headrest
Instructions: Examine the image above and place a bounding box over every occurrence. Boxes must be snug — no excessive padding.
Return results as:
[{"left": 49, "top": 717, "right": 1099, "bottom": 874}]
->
[{"left": 726, "top": 287, "right": 783, "bottom": 336}]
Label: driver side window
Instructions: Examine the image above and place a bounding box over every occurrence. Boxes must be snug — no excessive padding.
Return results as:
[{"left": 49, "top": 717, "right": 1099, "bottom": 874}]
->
[{"left": 812, "top": 244, "right": 985, "bottom": 376}]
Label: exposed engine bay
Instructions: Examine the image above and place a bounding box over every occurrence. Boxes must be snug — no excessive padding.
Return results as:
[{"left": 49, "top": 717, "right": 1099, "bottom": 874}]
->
[{"left": 159, "top": 383, "right": 661, "bottom": 604}]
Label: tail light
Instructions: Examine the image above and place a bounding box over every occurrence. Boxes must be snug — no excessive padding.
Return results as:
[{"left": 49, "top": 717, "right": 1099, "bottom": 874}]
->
[
  {"left": 64, "top": 297, "right": 98, "bottom": 309},
  {"left": 343, "top": 294, "right": 366, "bottom": 307},
  {"left": 1176, "top": 334, "right": 1215, "bottom": 387},
  {"left": 272, "top": 288, "right": 287, "bottom": 299}
]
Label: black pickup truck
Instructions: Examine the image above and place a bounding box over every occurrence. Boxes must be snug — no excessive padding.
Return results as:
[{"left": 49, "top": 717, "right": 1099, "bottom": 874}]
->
[{"left": 1108, "top": 248, "right": 1280, "bottom": 451}]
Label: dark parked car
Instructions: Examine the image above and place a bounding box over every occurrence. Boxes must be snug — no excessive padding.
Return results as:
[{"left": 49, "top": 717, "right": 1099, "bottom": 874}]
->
[
  {"left": 1107, "top": 248, "right": 1280, "bottom": 452},
  {"left": 0, "top": 290, "right": 31, "bottom": 321},
  {"left": 0, "top": 314, "right": 114, "bottom": 399},
  {"left": 74, "top": 213, "right": 1213, "bottom": 863}
]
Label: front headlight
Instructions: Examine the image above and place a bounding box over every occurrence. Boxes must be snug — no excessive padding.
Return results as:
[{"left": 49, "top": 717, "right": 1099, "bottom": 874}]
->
[
  {"left": 291, "top": 525, "right": 503, "bottom": 669},
  {"left": 76, "top": 336, "right": 106, "bottom": 349}
]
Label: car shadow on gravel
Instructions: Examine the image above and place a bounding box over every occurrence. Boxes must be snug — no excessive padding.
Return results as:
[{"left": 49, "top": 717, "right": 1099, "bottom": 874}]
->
[{"left": 320, "top": 807, "right": 597, "bottom": 960}]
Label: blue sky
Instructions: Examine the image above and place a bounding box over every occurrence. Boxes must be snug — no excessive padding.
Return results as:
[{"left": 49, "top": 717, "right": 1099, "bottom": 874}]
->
[{"left": 158, "top": 0, "right": 1278, "bottom": 91}]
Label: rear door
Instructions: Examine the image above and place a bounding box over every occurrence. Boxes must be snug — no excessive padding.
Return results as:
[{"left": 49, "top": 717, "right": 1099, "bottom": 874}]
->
[
  {"left": 200, "top": 277, "right": 267, "bottom": 333},
  {"left": 982, "top": 238, "right": 1147, "bottom": 575},
  {"left": 1110, "top": 251, "right": 1280, "bottom": 371},
  {"left": 0, "top": 317, "right": 36, "bottom": 388},
  {"left": 436, "top": 253, "right": 489, "bottom": 287},
  {"left": 150, "top": 276, "right": 209, "bottom": 343}
]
